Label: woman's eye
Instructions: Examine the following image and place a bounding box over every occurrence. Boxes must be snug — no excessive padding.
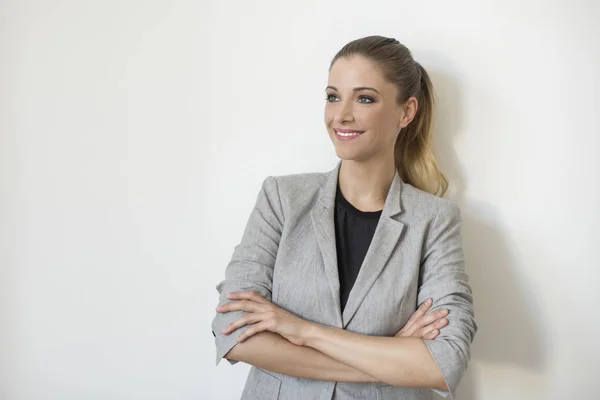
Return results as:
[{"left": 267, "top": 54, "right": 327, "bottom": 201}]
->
[{"left": 325, "top": 94, "right": 374, "bottom": 103}]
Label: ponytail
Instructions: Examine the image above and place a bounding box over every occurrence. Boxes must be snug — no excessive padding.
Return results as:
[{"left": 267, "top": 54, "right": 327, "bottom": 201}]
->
[{"left": 394, "top": 62, "right": 448, "bottom": 196}]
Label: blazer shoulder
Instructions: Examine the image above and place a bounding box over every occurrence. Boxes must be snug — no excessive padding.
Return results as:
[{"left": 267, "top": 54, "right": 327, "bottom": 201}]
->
[
  {"left": 270, "top": 171, "right": 327, "bottom": 196},
  {"left": 266, "top": 171, "right": 329, "bottom": 216},
  {"left": 400, "top": 182, "right": 461, "bottom": 220}
]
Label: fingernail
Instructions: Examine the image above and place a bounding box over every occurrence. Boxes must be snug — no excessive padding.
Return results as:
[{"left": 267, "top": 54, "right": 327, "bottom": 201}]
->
[
  {"left": 442, "top": 309, "right": 449, "bottom": 315},
  {"left": 427, "top": 298, "right": 433, "bottom": 304},
  {"left": 226, "top": 293, "right": 232, "bottom": 298}
]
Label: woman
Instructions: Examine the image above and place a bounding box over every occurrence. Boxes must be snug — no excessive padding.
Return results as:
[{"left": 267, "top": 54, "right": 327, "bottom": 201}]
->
[{"left": 211, "top": 35, "right": 477, "bottom": 400}]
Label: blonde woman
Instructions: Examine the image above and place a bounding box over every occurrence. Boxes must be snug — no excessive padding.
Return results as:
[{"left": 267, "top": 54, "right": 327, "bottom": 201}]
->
[{"left": 212, "top": 35, "right": 477, "bottom": 400}]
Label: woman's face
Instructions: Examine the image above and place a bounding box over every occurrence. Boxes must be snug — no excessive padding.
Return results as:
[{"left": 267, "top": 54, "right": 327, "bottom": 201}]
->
[{"left": 324, "top": 55, "right": 410, "bottom": 163}]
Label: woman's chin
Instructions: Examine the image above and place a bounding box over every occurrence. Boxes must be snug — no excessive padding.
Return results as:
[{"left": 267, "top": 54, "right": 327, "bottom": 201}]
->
[
  {"left": 330, "top": 134, "right": 372, "bottom": 161},
  {"left": 334, "top": 148, "right": 366, "bottom": 161}
]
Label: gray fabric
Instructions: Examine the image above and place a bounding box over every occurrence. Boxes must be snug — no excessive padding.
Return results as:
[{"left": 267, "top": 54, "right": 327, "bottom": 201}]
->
[{"left": 211, "top": 162, "right": 477, "bottom": 399}]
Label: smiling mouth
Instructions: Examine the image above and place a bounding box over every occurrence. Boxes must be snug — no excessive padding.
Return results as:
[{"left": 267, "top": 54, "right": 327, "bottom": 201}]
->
[{"left": 333, "top": 129, "right": 364, "bottom": 139}]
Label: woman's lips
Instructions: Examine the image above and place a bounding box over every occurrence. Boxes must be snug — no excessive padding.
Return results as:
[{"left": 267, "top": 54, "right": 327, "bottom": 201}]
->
[{"left": 334, "top": 128, "right": 364, "bottom": 140}]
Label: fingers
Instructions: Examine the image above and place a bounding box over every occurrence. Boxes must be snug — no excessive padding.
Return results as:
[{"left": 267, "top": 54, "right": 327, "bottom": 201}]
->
[
  {"left": 423, "top": 329, "right": 439, "bottom": 340},
  {"left": 396, "top": 299, "right": 433, "bottom": 336},
  {"left": 216, "top": 299, "right": 267, "bottom": 314},
  {"left": 416, "top": 317, "right": 448, "bottom": 338},
  {"left": 222, "top": 312, "right": 268, "bottom": 334},
  {"left": 236, "top": 320, "right": 274, "bottom": 343},
  {"left": 396, "top": 307, "right": 449, "bottom": 338},
  {"left": 217, "top": 292, "right": 275, "bottom": 336},
  {"left": 217, "top": 291, "right": 273, "bottom": 314},
  {"left": 419, "top": 309, "right": 449, "bottom": 327},
  {"left": 227, "top": 291, "right": 269, "bottom": 303},
  {"left": 403, "top": 298, "right": 433, "bottom": 330}
]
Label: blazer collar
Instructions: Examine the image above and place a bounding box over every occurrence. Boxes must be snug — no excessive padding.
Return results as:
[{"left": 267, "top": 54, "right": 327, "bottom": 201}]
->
[
  {"left": 311, "top": 161, "right": 406, "bottom": 328},
  {"left": 317, "top": 160, "right": 404, "bottom": 216}
]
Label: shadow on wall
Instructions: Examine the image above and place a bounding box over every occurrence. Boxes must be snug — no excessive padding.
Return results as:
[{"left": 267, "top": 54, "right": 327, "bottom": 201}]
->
[{"left": 427, "top": 65, "right": 548, "bottom": 399}]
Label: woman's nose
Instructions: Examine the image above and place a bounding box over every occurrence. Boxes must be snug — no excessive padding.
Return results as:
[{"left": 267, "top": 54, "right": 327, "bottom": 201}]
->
[{"left": 336, "top": 101, "right": 355, "bottom": 123}]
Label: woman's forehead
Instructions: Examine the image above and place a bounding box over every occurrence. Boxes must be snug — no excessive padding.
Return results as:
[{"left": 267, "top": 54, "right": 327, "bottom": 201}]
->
[{"left": 328, "top": 56, "right": 394, "bottom": 94}]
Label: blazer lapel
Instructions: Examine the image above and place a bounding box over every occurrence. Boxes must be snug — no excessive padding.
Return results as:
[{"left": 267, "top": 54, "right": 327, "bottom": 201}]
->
[
  {"left": 310, "top": 162, "right": 343, "bottom": 328},
  {"left": 342, "top": 171, "right": 406, "bottom": 328}
]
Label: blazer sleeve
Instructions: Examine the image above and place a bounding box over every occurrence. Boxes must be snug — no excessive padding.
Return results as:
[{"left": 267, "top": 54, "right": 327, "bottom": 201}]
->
[
  {"left": 418, "top": 201, "right": 477, "bottom": 399},
  {"left": 211, "top": 176, "right": 285, "bottom": 366}
]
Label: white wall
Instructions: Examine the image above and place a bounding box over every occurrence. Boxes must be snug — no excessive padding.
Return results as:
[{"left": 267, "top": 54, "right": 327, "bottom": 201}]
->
[{"left": 1, "top": 1, "right": 598, "bottom": 399}]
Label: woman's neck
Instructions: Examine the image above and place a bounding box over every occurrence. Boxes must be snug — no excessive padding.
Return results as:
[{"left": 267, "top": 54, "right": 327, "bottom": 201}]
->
[{"left": 337, "top": 158, "right": 396, "bottom": 211}]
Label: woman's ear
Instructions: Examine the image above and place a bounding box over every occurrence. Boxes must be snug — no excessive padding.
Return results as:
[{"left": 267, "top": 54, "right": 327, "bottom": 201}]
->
[{"left": 398, "top": 97, "right": 419, "bottom": 129}]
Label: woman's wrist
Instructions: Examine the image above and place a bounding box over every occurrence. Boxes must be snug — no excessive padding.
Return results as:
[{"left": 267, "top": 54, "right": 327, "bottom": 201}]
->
[{"left": 301, "top": 321, "right": 326, "bottom": 348}]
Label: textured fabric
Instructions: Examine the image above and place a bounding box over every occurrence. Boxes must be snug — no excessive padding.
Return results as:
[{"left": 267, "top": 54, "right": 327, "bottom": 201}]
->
[
  {"left": 211, "top": 162, "right": 477, "bottom": 400},
  {"left": 334, "top": 184, "right": 382, "bottom": 312}
]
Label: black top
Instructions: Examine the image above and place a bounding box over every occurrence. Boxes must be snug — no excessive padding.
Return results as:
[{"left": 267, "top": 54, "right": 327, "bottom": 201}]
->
[{"left": 334, "top": 185, "right": 382, "bottom": 312}]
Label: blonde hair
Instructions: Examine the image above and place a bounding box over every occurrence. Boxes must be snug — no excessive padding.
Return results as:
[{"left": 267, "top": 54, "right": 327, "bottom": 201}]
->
[{"left": 330, "top": 36, "right": 448, "bottom": 197}]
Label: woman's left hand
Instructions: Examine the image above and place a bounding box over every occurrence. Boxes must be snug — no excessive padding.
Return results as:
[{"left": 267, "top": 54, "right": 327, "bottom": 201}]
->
[{"left": 216, "top": 291, "right": 314, "bottom": 346}]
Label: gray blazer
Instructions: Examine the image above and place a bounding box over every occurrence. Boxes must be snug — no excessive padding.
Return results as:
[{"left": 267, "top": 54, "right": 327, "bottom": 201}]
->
[{"left": 212, "top": 162, "right": 477, "bottom": 400}]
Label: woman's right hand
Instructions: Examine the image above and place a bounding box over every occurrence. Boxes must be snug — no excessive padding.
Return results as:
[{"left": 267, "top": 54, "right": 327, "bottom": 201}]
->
[{"left": 394, "top": 298, "right": 449, "bottom": 340}]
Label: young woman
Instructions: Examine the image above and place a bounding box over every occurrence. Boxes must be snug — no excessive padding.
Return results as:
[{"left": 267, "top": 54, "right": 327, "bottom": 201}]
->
[{"left": 212, "top": 35, "right": 477, "bottom": 400}]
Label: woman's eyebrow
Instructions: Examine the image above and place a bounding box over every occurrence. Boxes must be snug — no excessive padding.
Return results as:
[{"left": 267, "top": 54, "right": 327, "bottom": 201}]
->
[{"left": 326, "top": 86, "right": 380, "bottom": 94}]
